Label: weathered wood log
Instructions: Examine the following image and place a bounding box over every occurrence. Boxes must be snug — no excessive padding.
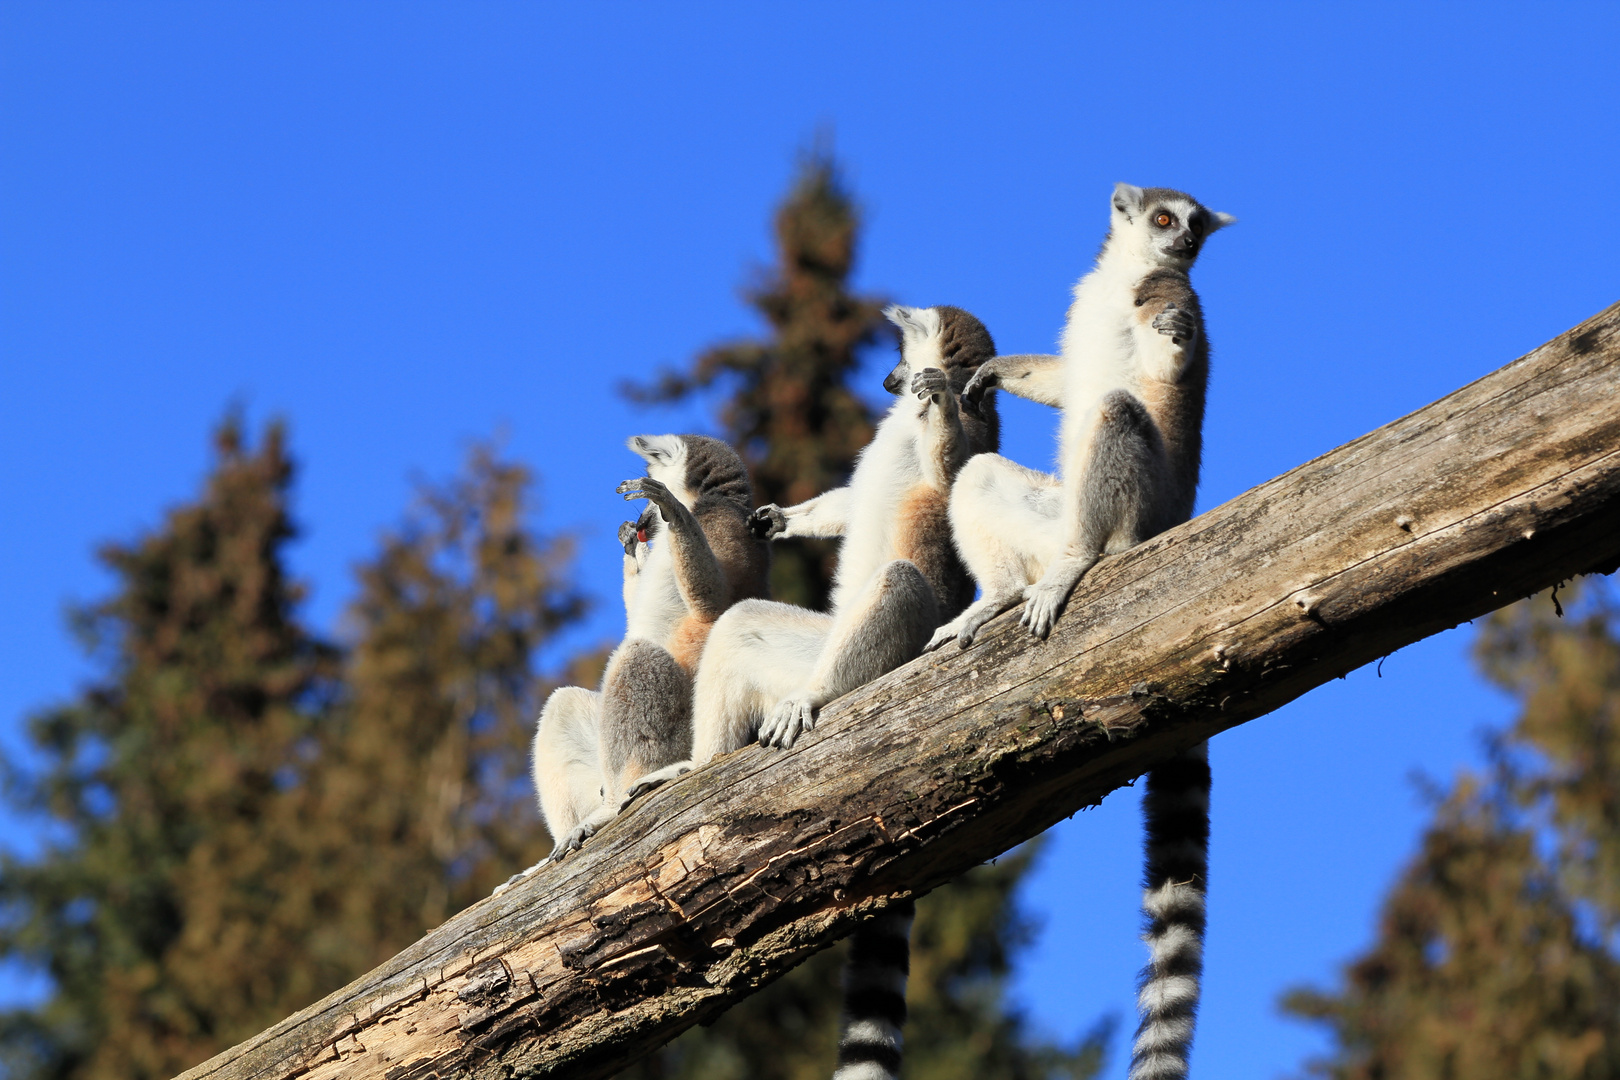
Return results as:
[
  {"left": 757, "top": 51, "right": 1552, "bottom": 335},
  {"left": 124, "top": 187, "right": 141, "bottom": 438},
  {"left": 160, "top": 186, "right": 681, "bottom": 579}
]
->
[{"left": 180, "top": 303, "right": 1620, "bottom": 1080}]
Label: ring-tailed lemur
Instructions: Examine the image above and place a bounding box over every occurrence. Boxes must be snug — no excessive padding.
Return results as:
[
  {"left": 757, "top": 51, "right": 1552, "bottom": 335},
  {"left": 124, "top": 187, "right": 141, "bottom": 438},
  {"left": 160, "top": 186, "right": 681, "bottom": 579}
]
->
[
  {"left": 930, "top": 184, "right": 1230, "bottom": 1080},
  {"left": 625, "top": 305, "right": 999, "bottom": 1080},
  {"left": 512, "top": 505, "right": 658, "bottom": 874},
  {"left": 509, "top": 435, "right": 767, "bottom": 884}
]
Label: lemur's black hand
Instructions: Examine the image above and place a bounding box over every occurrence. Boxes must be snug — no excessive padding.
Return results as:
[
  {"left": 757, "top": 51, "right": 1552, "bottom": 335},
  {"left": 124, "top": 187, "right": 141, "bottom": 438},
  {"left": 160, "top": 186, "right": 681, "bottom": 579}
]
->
[
  {"left": 960, "top": 365, "right": 998, "bottom": 419},
  {"left": 749, "top": 504, "right": 787, "bottom": 541},
  {"left": 910, "top": 367, "right": 949, "bottom": 403},
  {"left": 616, "top": 477, "right": 676, "bottom": 522},
  {"left": 617, "top": 521, "right": 639, "bottom": 555},
  {"left": 1151, "top": 302, "right": 1197, "bottom": 346}
]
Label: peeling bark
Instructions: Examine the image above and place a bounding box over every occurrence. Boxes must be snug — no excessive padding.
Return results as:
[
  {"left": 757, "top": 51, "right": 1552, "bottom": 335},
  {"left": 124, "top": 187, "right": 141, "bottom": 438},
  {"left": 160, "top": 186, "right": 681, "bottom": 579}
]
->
[{"left": 178, "top": 303, "right": 1620, "bottom": 1080}]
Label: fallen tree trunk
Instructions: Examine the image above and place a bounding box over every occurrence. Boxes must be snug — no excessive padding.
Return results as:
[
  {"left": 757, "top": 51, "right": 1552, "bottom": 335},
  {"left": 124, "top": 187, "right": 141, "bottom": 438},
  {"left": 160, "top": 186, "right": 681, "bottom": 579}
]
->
[{"left": 181, "top": 302, "right": 1620, "bottom": 1080}]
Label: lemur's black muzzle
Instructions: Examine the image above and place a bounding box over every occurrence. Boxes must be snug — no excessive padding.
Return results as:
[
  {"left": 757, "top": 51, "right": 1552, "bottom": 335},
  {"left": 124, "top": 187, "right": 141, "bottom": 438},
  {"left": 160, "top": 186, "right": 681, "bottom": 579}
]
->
[
  {"left": 635, "top": 505, "right": 659, "bottom": 542},
  {"left": 882, "top": 362, "right": 907, "bottom": 395}
]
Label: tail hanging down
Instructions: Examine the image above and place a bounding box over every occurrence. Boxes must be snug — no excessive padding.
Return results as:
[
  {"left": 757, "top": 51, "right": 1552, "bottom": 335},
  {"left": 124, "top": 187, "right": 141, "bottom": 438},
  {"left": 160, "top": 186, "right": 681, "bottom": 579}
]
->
[
  {"left": 832, "top": 899, "right": 916, "bottom": 1080},
  {"left": 1130, "top": 741, "right": 1211, "bottom": 1080}
]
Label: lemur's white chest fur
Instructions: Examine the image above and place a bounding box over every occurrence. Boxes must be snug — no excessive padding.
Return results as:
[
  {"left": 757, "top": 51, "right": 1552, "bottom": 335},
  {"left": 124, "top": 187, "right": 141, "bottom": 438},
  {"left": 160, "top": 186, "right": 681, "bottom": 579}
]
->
[
  {"left": 623, "top": 444, "right": 697, "bottom": 645},
  {"left": 832, "top": 395, "right": 928, "bottom": 614},
  {"left": 1058, "top": 251, "right": 1164, "bottom": 478},
  {"left": 826, "top": 309, "right": 953, "bottom": 615}
]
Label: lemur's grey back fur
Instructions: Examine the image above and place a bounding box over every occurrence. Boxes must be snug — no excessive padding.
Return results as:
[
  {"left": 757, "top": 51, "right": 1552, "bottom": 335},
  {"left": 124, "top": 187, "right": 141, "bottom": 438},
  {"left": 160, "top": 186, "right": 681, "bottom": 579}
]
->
[{"left": 681, "top": 434, "right": 770, "bottom": 608}]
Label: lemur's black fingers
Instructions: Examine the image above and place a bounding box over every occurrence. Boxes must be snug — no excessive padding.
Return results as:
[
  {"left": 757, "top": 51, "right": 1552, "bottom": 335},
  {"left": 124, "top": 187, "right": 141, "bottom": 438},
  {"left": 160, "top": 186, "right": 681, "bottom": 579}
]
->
[
  {"left": 961, "top": 371, "right": 995, "bottom": 416},
  {"left": 619, "top": 477, "right": 671, "bottom": 504},
  {"left": 961, "top": 384, "right": 987, "bottom": 418},
  {"left": 748, "top": 505, "right": 784, "bottom": 540},
  {"left": 910, "top": 368, "right": 947, "bottom": 396},
  {"left": 618, "top": 521, "right": 638, "bottom": 554}
]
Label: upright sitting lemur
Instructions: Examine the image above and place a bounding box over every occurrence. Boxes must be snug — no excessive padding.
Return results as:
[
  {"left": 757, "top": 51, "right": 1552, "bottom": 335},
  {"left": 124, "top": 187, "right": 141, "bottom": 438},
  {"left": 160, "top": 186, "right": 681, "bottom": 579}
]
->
[
  {"left": 929, "top": 184, "right": 1231, "bottom": 1080},
  {"left": 625, "top": 304, "right": 999, "bottom": 1080},
  {"left": 517, "top": 434, "right": 768, "bottom": 877}
]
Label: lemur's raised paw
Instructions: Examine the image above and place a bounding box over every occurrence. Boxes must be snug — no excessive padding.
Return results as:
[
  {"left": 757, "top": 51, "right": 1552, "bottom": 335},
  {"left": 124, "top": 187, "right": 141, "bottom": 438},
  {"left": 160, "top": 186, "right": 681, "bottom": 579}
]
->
[
  {"left": 1151, "top": 302, "right": 1197, "bottom": 346},
  {"left": 760, "top": 697, "right": 817, "bottom": 749},
  {"left": 617, "top": 476, "right": 675, "bottom": 520},
  {"left": 749, "top": 504, "right": 787, "bottom": 541},
  {"left": 618, "top": 520, "right": 639, "bottom": 555},
  {"left": 1020, "top": 579, "right": 1071, "bottom": 640},
  {"left": 620, "top": 762, "right": 693, "bottom": 810},
  {"left": 911, "top": 367, "right": 949, "bottom": 402},
  {"left": 960, "top": 366, "right": 998, "bottom": 419}
]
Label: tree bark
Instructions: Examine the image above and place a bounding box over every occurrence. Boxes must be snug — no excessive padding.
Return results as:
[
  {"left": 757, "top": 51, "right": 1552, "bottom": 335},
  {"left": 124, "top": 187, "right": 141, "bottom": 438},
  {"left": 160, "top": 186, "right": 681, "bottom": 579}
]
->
[{"left": 179, "top": 303, "right": 1620, "bottom": 1080}]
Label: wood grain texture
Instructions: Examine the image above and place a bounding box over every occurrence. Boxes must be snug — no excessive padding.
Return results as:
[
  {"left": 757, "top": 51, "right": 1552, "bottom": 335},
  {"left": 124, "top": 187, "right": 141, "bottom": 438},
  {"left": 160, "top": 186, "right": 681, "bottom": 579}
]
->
[{"left": 179, "top": 302, "right": 1620, "bottom": 1080}]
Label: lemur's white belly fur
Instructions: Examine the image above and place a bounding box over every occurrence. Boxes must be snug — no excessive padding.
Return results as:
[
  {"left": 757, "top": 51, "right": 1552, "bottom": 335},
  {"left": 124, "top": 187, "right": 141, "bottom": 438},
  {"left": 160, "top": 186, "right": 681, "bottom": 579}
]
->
[
  {"left": 624, "top": 541, "right": 685, "bottom": 644},
  {"left": 831, "top": 398, "right": 924, "bottom": 614},
  {"left": 1058, "top": 262, "right": 1147, "bottom": 482}
]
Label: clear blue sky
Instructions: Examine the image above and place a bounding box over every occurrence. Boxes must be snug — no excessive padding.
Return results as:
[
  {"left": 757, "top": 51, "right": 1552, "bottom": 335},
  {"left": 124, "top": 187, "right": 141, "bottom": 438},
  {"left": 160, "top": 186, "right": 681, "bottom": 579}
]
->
[{"left": 2, "top": 3, "right": 1617, "bottom": 1076}]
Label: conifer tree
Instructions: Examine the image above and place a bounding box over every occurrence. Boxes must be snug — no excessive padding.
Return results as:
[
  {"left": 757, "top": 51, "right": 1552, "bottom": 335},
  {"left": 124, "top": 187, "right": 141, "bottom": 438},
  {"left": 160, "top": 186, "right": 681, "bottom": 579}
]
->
[
  {"left": 1476, "top": 582, "right": 1620, "bottom": 931},
  {"left": 0, "top": 419, "right": 337, "bottom": 1080},
  {"left": 1284, "top": 582, "right": 1620, "bottom": 1079},
  {"left": 302, "top": 444, "right": 584, "bottom": 964},
  {"left": 627, "top": 148, "right": 890, "bottom": 609},
  {"left": 0, "top": 427, "right": 587, "bottom": 1080}
]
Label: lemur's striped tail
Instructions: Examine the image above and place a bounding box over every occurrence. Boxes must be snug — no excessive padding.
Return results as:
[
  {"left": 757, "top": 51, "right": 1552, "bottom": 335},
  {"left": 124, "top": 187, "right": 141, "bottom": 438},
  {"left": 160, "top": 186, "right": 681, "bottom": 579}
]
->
[
  {"left": 832, "top": 899, "right": 915, "bottom": 1080},
  {"left": 1129, "top": 741, "right": 1211, "bottom": 1080}
]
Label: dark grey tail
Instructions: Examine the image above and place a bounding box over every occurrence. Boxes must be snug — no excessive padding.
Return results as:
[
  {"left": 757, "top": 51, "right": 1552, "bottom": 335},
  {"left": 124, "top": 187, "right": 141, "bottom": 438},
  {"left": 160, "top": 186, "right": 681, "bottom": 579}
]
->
[
  {"left": 832, "top": 899, "right": 915, "bottom": 1080},
  {"left": 1129, "top": 741, "right": 1210, "bottom": 1080}
]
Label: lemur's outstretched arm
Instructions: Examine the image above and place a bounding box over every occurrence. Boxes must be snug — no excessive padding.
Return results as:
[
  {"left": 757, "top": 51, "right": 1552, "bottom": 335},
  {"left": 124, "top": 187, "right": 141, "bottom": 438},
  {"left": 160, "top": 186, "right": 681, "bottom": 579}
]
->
[
  {"left": 616, "top": 478, "right": 730, "bottom": 621},
  {"left": 912, "top": 367, "right": 969, "bottom": 491},
  {"left": 961, "top": 353, "right": 1064, "bottom": 415},
  {"left": 749, "top": 485, "right": 853, "bottom": 542}
]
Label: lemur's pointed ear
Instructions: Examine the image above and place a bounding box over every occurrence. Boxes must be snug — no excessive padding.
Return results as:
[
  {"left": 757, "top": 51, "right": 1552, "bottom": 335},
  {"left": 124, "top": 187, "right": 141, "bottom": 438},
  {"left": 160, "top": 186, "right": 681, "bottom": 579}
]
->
[
  {"left": 883, "top": 304, "right": 918, "bottom": 331},
  {"left": 1208, "top": 210, "right": 1237, "bottom": 231},
  {"left": 1112, "top": 183, "right": 1145, "bottom": 218}
]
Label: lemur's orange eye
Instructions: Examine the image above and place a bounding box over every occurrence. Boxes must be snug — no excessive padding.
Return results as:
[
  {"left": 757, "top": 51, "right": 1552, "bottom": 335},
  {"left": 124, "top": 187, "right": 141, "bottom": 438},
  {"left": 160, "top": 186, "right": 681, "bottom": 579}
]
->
[{"left": 1155, "top": 212, "right": 1173, "bottom": 227}]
